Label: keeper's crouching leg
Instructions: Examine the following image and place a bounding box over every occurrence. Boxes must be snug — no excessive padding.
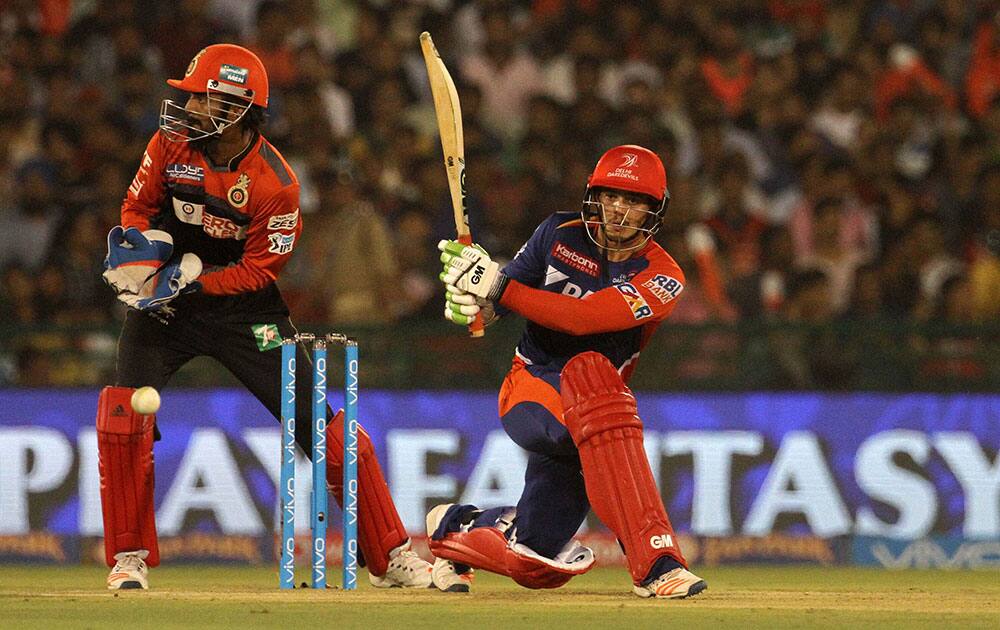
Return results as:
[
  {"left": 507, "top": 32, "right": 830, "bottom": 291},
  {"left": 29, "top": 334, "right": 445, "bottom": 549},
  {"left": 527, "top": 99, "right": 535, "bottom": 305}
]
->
[
  {"left": 561, "top": 352, "right": 687, "bottom": 585},
  {"left": 97, "top": 386, "right": 159, "bottom": 568},
  {"left": 324, "top": 409, "right": 409, "bottom": 578}
]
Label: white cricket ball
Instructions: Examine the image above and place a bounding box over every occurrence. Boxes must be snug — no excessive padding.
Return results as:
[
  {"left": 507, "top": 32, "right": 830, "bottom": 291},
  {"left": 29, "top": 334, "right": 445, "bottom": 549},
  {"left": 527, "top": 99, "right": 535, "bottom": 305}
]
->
[{"left": 131, "top": 386, "right": 161, "bottom": 415}]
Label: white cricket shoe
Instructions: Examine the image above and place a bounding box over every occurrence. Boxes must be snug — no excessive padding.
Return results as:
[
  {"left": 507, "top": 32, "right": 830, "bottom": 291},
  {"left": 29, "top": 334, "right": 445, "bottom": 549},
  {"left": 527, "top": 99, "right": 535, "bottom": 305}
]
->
[
  {"left": 425, "top": 503, "right": 474, "bottom": 593},
  {"left": 368, "top": 541, "right": 433, "bottom": 589},
  {"left": 632, "top": 567, "right": 707, "bottom": 599},
  {"left": 106, "top": 550, "right": 149, "bottom": 590},
  {"left": 431, "top": 557, "right": 474, "bottom": 593}
]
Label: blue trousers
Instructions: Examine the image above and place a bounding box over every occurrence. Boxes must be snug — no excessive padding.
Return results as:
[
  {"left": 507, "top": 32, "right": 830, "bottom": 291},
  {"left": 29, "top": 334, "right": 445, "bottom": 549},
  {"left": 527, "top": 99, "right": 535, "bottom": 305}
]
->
[{"left": 470, "top": 361, "right": 589, "bottom": 558}]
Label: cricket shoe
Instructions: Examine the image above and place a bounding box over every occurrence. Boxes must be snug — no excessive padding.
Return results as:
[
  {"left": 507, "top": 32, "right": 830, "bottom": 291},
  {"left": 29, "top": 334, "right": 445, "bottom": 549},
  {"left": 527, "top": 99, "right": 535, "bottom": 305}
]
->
[
  {"left": 368, "top": 541, "right": 433, "bottom": 589},
  {"left": 632, "top": 567, "right": 707, "bottom": 599},
  {"left": 107, "top": 550, "right": 149, "bottom": 590},
  {"left": 425, "top": 503, "right": 475, "bottom": 593},
  {"left": 431, "top": 557, "right": 474, "bottom": 593}
]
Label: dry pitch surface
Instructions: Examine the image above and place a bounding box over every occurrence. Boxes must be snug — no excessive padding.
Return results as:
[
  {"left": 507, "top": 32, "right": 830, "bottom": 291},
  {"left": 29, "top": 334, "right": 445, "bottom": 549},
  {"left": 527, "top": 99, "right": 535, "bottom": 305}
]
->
[{"left": 2, "top": 565, "right": 997, "bottom": 629}]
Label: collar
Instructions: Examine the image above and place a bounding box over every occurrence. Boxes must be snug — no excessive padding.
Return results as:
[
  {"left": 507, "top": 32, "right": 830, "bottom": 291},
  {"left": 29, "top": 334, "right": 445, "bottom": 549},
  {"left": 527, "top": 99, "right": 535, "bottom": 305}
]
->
[{"left": 203, "top": 131, "right": 261, "bottom": 172}]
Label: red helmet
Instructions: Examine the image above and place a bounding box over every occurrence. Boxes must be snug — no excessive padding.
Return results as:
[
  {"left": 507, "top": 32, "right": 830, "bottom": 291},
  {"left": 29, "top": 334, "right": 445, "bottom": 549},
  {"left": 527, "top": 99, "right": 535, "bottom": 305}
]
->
[
  {"left": 159, "top": 44, "right": 269, "bottom": 143},
  {"left": 167, "top": 44, "right": 269, "bottom": 107},
  {"left": 587, "top": 144, "right": 667, "bottom": 203},
  {"left": 582, "top": 145, "right": 670, "bottom": 252}
]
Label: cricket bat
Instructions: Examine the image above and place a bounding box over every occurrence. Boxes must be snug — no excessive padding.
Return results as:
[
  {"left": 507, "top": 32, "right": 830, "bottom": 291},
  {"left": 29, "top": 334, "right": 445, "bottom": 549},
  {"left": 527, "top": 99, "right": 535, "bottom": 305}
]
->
[{"left": 419, "top": 31, "right": 484, "bottom": 338}]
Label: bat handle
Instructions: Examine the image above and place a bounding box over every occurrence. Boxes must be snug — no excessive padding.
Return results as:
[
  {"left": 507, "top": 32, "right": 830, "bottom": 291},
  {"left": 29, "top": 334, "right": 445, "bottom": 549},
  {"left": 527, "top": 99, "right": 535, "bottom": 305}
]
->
[{"left": 457, "top": 233, "right": 485, "bottom": 338}]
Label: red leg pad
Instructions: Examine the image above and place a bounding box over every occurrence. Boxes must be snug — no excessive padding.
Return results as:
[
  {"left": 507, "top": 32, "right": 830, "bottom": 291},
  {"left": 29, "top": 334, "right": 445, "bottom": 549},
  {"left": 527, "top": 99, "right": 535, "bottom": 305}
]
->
[
  {"left": 325, "top": 409, "right": 407, "bottom": 577},
  {"left": 561, "top": 352, "right": 686, "bottom": 584},
  {"left": 96, "top": 386, "right": 159, "bottom": 568},
  {"left": 429, "top": 527, "right": 594, "bottom": 589}
]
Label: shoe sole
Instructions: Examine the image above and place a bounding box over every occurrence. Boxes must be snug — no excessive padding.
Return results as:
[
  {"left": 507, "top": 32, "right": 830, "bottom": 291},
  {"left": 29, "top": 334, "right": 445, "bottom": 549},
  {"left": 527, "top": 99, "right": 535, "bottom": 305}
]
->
[{"left": 634, "top": 580, "right": 707, "bottom": 599}]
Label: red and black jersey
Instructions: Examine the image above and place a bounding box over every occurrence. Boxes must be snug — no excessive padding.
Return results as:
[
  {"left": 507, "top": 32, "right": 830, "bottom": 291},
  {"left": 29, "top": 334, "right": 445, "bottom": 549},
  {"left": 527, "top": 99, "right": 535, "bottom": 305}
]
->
[{"left": 121, "top": 130, "right": 302, "bottom": 296}]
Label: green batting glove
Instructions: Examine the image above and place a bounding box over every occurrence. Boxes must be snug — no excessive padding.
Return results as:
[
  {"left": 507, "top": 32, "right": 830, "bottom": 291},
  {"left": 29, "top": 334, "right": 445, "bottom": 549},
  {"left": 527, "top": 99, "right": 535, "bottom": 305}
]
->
[
  {"left": 443, "top": 284, "right": 481, "bottom": 325},
  {"left": 437, "top": 239, "right": 509, "bottom": 301}
]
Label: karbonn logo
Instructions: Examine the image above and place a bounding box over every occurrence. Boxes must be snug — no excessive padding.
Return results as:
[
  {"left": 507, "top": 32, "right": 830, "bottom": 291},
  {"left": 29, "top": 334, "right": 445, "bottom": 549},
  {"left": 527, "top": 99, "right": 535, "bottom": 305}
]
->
[
  {"left": 650, "top": 534, "right": 674, "bottom": 549},
  {"left": 621, "top": 153, "right": 638, "bottom": 167},
  {"left": 552, "top": 242, "right": 599, "bottom": 277}
]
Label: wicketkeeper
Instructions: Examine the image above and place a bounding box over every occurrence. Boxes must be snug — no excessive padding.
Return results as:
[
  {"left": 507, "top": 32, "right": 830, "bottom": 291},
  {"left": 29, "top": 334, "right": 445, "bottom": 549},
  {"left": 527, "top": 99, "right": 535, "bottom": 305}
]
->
[
  {"left": 426, "top": 145, "right": 707, "bottom": 598},
  {"left": 97, "top": 44, "right": 431, "bottom": 590}
]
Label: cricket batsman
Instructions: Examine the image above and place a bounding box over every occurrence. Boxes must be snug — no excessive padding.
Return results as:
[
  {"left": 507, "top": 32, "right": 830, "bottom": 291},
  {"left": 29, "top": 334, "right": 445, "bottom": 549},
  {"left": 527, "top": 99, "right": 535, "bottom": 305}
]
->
[
  {"left": 426, "top": 145, "right": 707, "bottom": 598},
  {"left": 97, "top": 44, "right": 431, "bottom": 590}
]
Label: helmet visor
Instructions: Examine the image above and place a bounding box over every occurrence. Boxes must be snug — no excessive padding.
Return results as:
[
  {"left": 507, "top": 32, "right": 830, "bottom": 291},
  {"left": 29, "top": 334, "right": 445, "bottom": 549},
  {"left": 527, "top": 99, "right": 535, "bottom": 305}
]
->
[
  {"left": 581, "top": 189, "right": 662, "bottom": 252},
  {"left": 159, "top": 80, "right": 253, "bottom": 143}
]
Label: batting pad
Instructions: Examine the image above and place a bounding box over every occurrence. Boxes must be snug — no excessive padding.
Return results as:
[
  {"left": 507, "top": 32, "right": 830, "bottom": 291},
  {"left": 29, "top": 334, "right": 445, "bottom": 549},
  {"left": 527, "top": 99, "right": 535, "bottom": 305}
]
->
[
  {"left": 325, "top": 409, "right": 407, "bottom": 577},
  {"left": 96, "top": 386, "right": 159, "bottom": 567},
  {"left": 430, "top": 527, "right": 594, "bottom": 589},
  {"left": 561, "top": 352, "right": 686, "bottom": 584}
]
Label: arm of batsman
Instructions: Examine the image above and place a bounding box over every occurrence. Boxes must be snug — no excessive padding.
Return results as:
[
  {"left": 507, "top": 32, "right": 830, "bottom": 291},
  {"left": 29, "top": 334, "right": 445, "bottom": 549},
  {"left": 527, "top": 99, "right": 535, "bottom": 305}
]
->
[
  {"left": 117, "top": 253, "right": 203, "bottom": 313},
  {"left": 102, "top": 226, "right": 175, "bottom": 295},
  {"left": 438, "top": 239, "right": 508, "bottom": 301}
]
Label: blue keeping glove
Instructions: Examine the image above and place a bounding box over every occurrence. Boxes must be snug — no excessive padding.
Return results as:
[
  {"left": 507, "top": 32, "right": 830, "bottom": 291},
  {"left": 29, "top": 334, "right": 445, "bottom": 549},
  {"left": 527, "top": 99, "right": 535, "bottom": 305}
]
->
[
  {"left": 119, "top": 253, "right": 203, "bottom": 313},
  {"left": 102, "top": 226, "right": 175, "bottom": 295}
]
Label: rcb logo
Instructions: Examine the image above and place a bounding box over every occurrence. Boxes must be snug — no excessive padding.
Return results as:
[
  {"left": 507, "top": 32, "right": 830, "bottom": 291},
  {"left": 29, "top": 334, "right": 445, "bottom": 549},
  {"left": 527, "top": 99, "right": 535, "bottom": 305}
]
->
[
  {"left": 227, "top": 173, "right": 251, "bottom": 208},
  {"left": 185, "top": 48, "right": 207, "bottom": 77}
]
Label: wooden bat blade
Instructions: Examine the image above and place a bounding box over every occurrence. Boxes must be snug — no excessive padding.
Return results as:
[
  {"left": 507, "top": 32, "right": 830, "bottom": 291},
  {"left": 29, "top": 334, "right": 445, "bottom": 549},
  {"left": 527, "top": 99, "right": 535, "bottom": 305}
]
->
[
  {"left": 420, "top": 31, "right": 483, "bottom": 338},
  {"left": 420, "top": 32, "right": 469, "bottom": 239}
]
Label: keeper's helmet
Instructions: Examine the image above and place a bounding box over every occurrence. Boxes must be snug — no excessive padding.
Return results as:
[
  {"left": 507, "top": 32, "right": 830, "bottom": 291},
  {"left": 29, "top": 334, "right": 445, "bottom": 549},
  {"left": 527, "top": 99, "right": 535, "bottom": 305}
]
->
[
  {"left": 581, "top": 145, "right": 670, "bottom": 252},
  {"left": 159, "top": 44, "right": 269, "bottom": 143}
]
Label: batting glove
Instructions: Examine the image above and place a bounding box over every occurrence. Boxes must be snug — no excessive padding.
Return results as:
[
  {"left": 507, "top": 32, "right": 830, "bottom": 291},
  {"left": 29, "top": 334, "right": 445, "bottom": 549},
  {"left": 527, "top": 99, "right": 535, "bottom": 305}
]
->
[{"left": 438, "top": 239, "right": 508, "bottom": 301}]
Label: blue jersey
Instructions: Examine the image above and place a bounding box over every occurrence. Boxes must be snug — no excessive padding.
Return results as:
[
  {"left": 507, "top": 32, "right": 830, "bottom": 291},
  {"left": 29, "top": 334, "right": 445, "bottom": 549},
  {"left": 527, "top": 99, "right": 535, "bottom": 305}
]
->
[{"left": 497, "top": 212, "right": 685, "bottom": 381}]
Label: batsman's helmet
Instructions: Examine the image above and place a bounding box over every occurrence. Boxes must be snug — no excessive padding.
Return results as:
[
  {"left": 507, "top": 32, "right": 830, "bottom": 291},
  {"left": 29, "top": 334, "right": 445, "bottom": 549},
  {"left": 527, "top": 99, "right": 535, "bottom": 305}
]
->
[
  {"left": 582, "top": 145, "right": 670, "bottom": 252},
  {"left": 159, "top": 44, "right": 269, "bottom": 142}
]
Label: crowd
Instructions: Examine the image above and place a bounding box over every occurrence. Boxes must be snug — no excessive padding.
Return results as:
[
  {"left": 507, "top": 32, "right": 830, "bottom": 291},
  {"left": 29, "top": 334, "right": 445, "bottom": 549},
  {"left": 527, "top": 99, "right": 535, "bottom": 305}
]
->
[{"left": 0, "top": 0, "right": 997, "bottom": 387}]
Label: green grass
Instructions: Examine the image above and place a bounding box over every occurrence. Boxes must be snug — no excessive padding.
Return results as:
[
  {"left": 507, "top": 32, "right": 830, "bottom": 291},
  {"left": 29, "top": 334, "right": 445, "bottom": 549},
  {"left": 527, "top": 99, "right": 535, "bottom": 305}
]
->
[{"left": 1, "top": 565, "right": 997, "bottom": 629}]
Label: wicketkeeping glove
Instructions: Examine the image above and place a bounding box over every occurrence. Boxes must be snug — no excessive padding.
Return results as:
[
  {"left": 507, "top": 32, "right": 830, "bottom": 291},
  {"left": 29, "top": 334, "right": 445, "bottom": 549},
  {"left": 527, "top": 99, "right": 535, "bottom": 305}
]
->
[
  {"left": 102, "top": 226, "right": 175, "bottom": 295},
  {"left": 118, "top": 253, "right": 203, "bottom": 313},
  {"left": 438, "top": 239, "right": 509, "bottom": 301}
]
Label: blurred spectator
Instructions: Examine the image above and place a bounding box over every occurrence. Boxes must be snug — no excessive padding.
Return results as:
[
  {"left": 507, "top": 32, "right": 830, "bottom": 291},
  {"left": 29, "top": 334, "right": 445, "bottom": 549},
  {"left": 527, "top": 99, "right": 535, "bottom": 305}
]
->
[
  {"left": 699, "top": 12, "right": 754, "bottom": 118},
  {"left": 966, "top": 10, "right": 1000, "bottom": 119},
  {"left": 770, "top": 268, "right": 856, "bottom": 389},
  {"left": 796, "top": 197, "right": 871, "bottom": 313},
  {"left": 249, "top": 0, "right": 298, "bottom": 90},
  {"left": 460, "top": 6, "right": 543, "bottom": 142},
  {"left": 0, "top": 164, "right": 62, "bottom": 271},
  {"left": 290, "top": 169, "right": 399, "bottom": 326},
  {"left": 789, "top": 156, "right": 878, "bottom": 262}
]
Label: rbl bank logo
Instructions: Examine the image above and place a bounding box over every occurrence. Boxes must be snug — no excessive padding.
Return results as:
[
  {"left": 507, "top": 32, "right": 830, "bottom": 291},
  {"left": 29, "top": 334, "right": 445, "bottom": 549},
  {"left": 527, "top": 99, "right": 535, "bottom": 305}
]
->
[{"left": 642, "top": 274, "right": 683, "bottom": 304}]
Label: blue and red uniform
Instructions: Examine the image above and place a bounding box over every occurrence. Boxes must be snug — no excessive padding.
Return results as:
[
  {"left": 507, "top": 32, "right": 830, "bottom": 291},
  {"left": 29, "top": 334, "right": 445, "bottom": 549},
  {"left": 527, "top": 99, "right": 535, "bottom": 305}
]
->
[{"left": 468, "top": 211, "right": 685, "bottom": 558}]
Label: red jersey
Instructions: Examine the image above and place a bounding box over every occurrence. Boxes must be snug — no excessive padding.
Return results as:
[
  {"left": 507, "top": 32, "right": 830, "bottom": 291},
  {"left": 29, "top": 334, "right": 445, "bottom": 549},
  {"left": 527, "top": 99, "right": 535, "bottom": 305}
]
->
[{"left": 121, "top": 131, "right": 301, "bottom": 296}]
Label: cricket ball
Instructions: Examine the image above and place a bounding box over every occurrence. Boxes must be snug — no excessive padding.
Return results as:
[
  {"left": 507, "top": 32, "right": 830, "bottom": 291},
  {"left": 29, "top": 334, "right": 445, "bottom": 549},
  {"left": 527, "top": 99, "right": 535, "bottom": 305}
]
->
[{"left": 131, "top": 386, "right": 161, "bottom": 415}]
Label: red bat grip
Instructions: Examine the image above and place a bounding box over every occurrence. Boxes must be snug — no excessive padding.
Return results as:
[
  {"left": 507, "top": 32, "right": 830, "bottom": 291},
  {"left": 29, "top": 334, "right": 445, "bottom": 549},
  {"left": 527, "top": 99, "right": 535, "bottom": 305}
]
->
[{"left": 457, "top": 233, "right": 485, "bottom": 338}]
